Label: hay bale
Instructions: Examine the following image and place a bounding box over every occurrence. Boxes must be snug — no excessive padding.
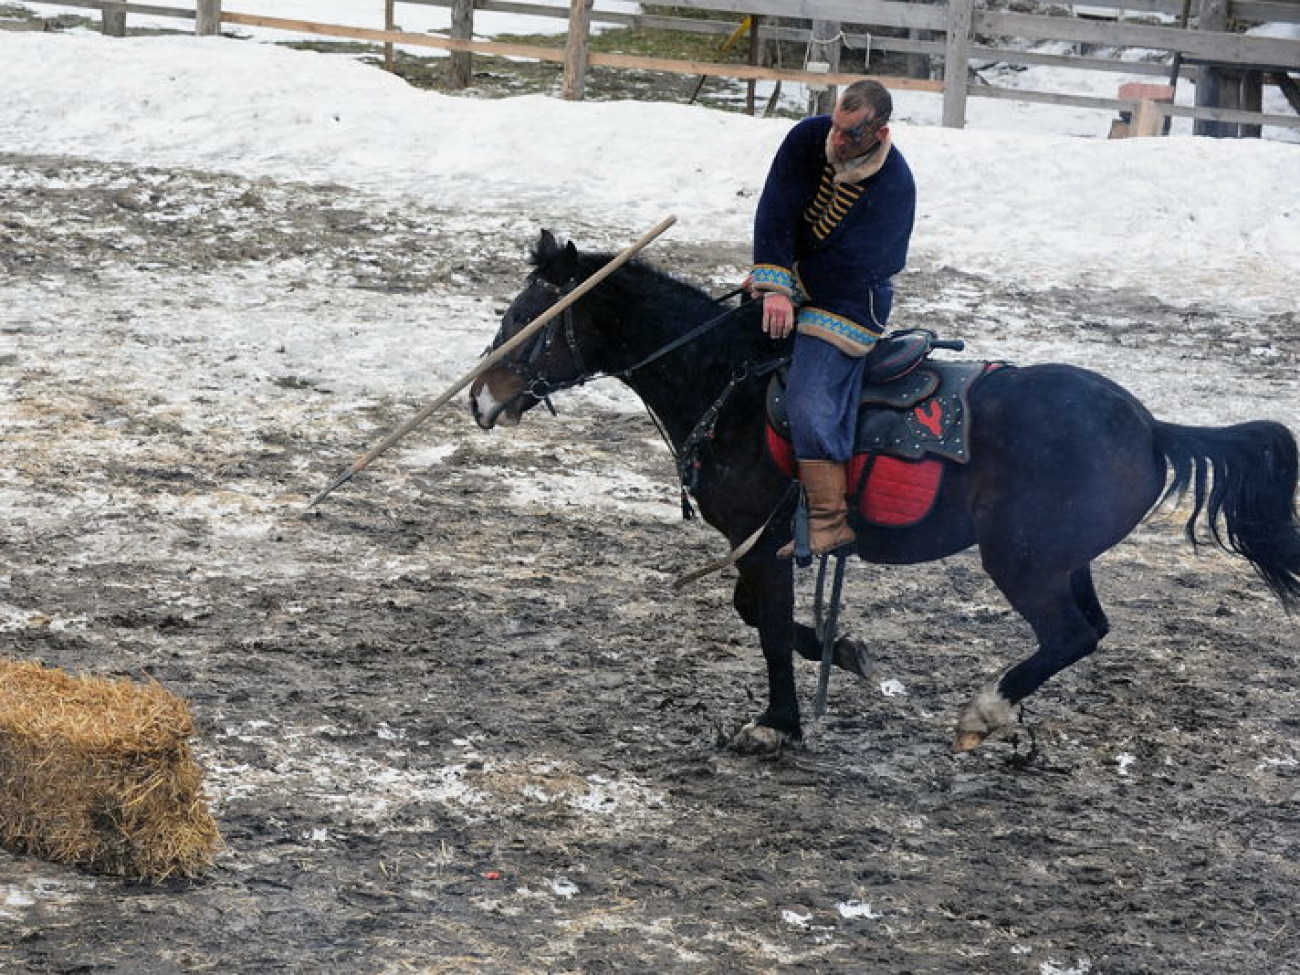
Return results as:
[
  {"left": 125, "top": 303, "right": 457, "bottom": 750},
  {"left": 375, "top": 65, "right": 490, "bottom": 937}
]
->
[{"left": 0, "top": 658, "right": 221, "bottom": 882}]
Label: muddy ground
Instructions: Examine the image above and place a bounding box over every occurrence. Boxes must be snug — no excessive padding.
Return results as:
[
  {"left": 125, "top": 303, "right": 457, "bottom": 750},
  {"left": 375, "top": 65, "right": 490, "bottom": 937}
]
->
[{"left": 1, "top": 152, "right": 1299, "bottom": 974}]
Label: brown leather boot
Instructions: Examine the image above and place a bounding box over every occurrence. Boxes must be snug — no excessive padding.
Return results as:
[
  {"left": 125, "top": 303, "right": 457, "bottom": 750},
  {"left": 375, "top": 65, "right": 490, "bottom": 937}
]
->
[{"left": 778, "top": 459, "right": 856, "bottom": 559}]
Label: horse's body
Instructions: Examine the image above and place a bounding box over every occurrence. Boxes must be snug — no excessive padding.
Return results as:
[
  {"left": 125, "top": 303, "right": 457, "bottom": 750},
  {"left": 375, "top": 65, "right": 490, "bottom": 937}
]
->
[{"left": 470, "top": 231, "right": 1300, "bottom": 752}]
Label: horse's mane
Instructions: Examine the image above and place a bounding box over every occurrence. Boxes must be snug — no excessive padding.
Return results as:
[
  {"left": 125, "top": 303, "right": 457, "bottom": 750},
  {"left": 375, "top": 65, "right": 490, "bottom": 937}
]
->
[{"left": 561, "top": 248, "right": 773, "bottom": 370}]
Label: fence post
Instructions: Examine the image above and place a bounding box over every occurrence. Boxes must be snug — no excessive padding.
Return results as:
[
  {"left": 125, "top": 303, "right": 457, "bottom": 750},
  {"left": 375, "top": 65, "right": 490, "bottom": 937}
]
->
[
  {"left": 563, "top": 0, "right": 594, "bottom": 101},
  {"left": 942, "top": 0, "right": 973, "bottom": 128},
  {"left": 908, "top": 0, "right": 937, "bottom": 81},
  {"left": 808, "top": 20, "right": 842, "bottom": 115},
  {"left": 746, "top": 14, "right": 761, "bottom": 115},
  {"left": 102, "top": 2, "right": 126, "bottom": 36},
  {"left": 195, "top": 0, "right": 221, "bottom": 36},
  {"left": 1194, "top": 0, "right": 1232, "bottom": 137},
  {"left": 448, "top": 0, "right": 474, "bottom": 89},
  {"left": 1239, "top": 70, "right": 1262, "bottom": 138},
  {"left": 384, "top": 0, "right": 395, "bottom": 73}
]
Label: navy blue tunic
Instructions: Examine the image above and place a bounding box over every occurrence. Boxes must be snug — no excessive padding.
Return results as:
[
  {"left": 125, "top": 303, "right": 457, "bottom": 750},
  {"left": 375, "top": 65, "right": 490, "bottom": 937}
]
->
[{"left": 752, "top": 115, "right": 916, "bottom": 356}]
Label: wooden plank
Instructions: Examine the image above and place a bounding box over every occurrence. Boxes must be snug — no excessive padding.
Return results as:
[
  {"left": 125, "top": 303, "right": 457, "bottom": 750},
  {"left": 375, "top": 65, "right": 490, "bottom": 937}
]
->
[
  {"left": 978, "top": 9, "right": 1300, "bottom": 66},
  {"left": 412, "top": 0, "right": 879, "bottom": 46},
  {"left": 221, "top": 12, "right": 568, "bottom": 57},
  {"left": 1164, "top": 99, "right": 1300, "bottom": 128},
  {"left": 1234, "top": 0, "right": 1300, "bottom": 24},
  {"left": 20, "top": 0, "right": 194, "bottom": 18},
  {"left": 967, "top": 44, "right": 1183, "bottom": 77},
  {"left": 586, "top": 49, "right": 945, "bottom": 91},
  {"left": 217, "top": 11, "right": 946, "bottom": 90},
  {"left": 969, "top": 80, "right": 1300, "bottom": 128},
  {"left": 1131, "top": 98, "right": 1166, "bottom": 136},
  {"left": 1055, "top": 0, "right": 1190, "bottom": 13},
  {"left": 627, "top": 0, "right": 949, "bottom": 32}
]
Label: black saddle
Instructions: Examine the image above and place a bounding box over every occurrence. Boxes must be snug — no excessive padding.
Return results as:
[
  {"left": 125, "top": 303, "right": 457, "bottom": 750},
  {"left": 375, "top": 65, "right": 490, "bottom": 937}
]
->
[{"left": 766, "top": 330, "right": 1000, "bottom": 465}]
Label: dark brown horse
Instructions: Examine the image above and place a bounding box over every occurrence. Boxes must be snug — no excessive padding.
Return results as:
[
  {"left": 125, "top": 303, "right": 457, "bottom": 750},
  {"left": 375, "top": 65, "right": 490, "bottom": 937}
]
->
[{"left": 469, "top": 230, "right": 1300, "bottom": 753}]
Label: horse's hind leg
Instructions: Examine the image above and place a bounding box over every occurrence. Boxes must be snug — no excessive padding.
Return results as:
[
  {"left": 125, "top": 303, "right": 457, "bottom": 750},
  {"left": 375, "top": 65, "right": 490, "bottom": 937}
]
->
[
  {"left": 1071, "top": 565, "right": 1109, "bottom": 640},
  {"left": 954, "top": 559, "right": 1104, "bottom": 752}
]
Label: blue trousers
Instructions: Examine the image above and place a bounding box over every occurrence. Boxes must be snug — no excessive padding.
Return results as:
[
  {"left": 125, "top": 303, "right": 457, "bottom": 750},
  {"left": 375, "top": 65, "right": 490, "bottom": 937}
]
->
[{"left": 786, "top": 333, "right": 869, "bottom": 462}]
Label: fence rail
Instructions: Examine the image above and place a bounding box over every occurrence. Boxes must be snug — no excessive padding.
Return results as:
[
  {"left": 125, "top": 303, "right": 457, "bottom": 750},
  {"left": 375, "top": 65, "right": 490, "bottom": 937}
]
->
[{"left": 12, "top": 0, "right": 1300, "bottom": 135}]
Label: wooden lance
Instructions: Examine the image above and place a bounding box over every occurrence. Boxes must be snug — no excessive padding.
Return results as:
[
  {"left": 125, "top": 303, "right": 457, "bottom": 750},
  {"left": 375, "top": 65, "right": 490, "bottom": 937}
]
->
[{"left": 307, "top": 214, "right": 678, "bottom": 508}]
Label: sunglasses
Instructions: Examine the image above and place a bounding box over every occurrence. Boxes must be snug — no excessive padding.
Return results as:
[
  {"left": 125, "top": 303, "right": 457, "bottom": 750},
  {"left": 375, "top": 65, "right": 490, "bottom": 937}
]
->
[{"left": 832, "top": 115, "right": 883, "bottom": 143}]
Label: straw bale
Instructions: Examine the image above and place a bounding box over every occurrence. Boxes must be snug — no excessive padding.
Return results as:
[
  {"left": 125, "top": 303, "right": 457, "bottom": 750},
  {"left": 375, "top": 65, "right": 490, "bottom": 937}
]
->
[{"left": 0, "top": 658, "right": 221, "bottom": 882}]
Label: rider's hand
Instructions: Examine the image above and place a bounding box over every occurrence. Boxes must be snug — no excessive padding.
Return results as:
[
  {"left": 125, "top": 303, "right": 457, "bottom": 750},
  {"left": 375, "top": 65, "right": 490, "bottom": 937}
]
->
[{"left": 761, "top": 292, "right": 795, "bottom": 339}]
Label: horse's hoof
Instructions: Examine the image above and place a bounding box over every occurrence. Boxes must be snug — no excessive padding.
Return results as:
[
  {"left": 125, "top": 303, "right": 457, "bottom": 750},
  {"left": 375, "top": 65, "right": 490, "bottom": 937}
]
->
[
  {"left": 729, "top": 721, "right": 794, "bottom": 756},
  {"left": 953, "top": 687, "right": 1016, "bottom": 753},
  {"left": 834, "top": 637, "right": 874, "bottom": 680}
]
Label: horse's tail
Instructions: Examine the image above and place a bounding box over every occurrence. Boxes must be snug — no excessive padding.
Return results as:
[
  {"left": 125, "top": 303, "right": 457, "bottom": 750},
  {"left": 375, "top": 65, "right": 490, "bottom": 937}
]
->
[{"left": 1153, "top": 419, "right": 1300, "bottom": 610}]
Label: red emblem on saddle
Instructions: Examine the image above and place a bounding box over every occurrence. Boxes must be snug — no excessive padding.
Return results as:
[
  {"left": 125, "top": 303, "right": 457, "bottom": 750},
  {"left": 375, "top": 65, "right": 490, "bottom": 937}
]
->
[
  {"left": 765, "top": 428, "right": 945, "bottom": 528},
  {"left": 914, "top": 401, "right": 944, "bottom": 437}
]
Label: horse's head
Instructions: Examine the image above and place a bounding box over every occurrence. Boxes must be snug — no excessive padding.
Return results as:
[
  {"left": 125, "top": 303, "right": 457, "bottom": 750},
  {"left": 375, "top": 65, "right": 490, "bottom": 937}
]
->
[{"left": 470, "top": 229, "right": 597, "bottom": 430}]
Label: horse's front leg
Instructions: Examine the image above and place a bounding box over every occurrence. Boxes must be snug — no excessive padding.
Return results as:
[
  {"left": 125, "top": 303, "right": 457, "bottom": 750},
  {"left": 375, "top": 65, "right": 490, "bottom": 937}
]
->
[{"left": 729, "top": 554, "right": 801, "bottom": 754}]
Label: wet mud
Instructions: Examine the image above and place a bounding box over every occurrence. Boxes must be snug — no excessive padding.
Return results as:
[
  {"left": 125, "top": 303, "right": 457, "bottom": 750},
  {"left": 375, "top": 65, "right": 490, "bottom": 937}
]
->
[{"left": 2, "top": 153, "right": 1298, "bottom": 974}]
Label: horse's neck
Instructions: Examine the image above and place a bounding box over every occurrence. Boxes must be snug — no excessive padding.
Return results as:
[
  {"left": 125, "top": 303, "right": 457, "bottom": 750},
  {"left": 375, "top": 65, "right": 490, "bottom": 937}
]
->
[
  {"left": 618, "top": 323, "right": 768, "bottom": 451},
  {"left": 580, "top": 276, "right": 768, "bottom": 448}
]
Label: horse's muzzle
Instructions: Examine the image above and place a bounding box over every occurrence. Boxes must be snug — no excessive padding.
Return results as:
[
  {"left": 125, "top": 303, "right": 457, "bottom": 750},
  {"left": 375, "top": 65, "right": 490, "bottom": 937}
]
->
[{"left": 469, "top": 373, "right": 525, "bottom": 429}]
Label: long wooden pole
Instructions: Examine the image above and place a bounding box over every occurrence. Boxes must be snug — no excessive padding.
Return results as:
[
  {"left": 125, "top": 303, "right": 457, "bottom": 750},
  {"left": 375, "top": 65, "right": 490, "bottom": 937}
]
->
[{"left": 307, "top": 215, "right": 678, "bottom": 508}]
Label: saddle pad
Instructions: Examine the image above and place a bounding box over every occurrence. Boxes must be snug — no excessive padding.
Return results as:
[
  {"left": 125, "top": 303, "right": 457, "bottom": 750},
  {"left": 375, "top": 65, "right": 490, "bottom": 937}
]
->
[
  {"left": 848, "top": 454, "right": 944, "bottom": 527},
  {"left": 764, "top": 428, "right": 944, "bottom": 528}
]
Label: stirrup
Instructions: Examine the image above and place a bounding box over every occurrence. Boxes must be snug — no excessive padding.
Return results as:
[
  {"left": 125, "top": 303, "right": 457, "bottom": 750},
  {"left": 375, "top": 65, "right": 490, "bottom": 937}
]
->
[{"left": 811, "top": 550, "right": 851, "bottom": 719}]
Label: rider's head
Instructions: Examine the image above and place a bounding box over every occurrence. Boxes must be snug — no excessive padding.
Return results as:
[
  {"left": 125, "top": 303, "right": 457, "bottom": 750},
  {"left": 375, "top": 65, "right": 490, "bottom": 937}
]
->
[{"left": 828, "top": 80, "right": 892, "bottom": 162}]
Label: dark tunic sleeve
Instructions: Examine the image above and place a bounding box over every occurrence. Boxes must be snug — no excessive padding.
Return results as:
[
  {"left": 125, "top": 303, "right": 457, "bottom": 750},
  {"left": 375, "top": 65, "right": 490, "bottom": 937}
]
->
[{"left": 751, "top": 116, "right": 829, "bottom": 295}]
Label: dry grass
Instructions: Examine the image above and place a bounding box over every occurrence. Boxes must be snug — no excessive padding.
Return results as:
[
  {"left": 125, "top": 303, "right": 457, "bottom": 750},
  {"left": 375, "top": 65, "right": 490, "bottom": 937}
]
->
[{"left": 0, "top": 658, "right": 221, "bottom": 882}]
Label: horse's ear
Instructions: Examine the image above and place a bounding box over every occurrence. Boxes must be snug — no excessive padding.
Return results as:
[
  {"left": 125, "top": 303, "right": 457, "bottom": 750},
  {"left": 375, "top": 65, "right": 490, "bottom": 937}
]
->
[
  {"left": 563, "top": 240, "right": 578, "bottom": 262},
  {"left": 535, "top": 229, "right": 562, "bottom": 263}
]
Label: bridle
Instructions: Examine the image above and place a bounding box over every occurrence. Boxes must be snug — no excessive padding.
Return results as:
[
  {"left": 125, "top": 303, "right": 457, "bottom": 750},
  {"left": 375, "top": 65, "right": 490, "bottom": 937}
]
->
[
  {"left": 489, "top": 273, "right": 588, "bottom": 415},
  {"left": 492, "top": 274, "right": 759, "bottom": 404}
]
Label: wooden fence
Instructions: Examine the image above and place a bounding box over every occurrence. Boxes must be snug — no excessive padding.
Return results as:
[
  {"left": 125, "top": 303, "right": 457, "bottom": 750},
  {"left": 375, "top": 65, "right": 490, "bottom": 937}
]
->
[{"left": 16, "top": 0, "right": 1300, "bottom": 136}]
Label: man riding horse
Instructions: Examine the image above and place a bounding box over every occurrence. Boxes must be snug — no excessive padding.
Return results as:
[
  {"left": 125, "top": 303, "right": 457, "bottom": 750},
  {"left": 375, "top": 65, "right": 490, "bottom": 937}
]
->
[{"left": 749, "top": 79, "right": 916, "bottom": 558}]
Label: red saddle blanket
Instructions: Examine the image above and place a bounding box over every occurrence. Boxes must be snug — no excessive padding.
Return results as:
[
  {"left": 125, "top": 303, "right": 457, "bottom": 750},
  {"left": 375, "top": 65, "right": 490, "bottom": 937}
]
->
[
  {"left": 763, "top": 360, "right": 1004, "bottom": 528},
  {"left": 764, "top": 429, "right": 944, "bottom": 528}
]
